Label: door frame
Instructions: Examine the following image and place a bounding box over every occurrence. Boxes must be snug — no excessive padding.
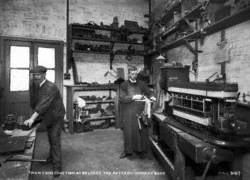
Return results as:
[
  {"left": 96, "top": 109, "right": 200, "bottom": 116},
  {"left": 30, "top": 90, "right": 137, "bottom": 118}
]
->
[{"left": 0, "top": 36, "right": 64, "bottom": 123}]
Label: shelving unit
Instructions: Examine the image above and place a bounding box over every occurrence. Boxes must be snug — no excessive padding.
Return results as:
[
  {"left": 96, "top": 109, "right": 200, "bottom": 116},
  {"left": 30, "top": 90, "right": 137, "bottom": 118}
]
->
[
  {"left": 65, "top": 84, "right": 119, "bottom": 134},
  {"left": 146, "top": 1, "right": 249, "bottom": 80},
  {"left": 66, "top": 22, "right": 149, "bottom": 133},
  {"left": 68, "top": 23, "right": 148, "bottom": 83},
  {"left": 71, "top": 23, "right": 148, "bottom": 34},
  {"left": 73, "top": 50, "right": 145, "bottom": 56},
  {"left": 159, "top": 3, "right": 203, "bottom": 39},
  {"left": 84, "top": 116, "right": 116, "bottom": 122},
  {"left": 148, "top": 4, "right": 250, "bottom": 56},
  {"left": 72, "top": 36, "right": 144, "bottom": 45},
  {"left": 156, "top": 1, "right": 182, "bottom": 25},
  {"left": 71, "top": 84, "right": 117, "bottom": 91}
]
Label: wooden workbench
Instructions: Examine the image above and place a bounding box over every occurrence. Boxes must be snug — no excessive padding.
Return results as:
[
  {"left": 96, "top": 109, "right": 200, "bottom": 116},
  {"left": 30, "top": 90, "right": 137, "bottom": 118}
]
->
[{"left": 0, "top": 128, "right": 36, "bottom": 180}]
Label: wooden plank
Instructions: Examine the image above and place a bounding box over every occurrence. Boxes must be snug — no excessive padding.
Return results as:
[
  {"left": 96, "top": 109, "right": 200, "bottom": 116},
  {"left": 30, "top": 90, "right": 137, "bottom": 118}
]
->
[
  {"left": 73, "top": 50, "right": 110, "bottom": 55},
  {"left": 147, "top": 6, "right": 250, "bottom": 55},
  {"left": 204, "top": 6, "right": 250, "bottom": 36},
  {"left": 72, "top": 36, "right": 144, "bottom": 45},
  {"left": 160, "top": 3, "right": 203, "bottom": 39},
  {"left": 84, "top": 116, "right": 115, "bottom": 122},
  {"left": 0, "top": 129, "right": 36, "bottom": 180},
  {"left": 85, "top": 100, "right": 115, "bottom": 104},
  {"left": 158, "top": 1, "right": 182, "bottom": 25},
  {"left": 64, "top": 84, "right": 117, "bottom": 91},
  {"left": 71, "top": 24, "right": 148, "bottom": 34}
]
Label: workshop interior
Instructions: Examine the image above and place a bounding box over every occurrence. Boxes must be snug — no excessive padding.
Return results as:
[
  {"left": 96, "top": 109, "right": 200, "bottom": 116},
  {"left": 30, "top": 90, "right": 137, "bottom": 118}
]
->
[{"left": 1, "top": 0, "right": 250, "bottom": 179}]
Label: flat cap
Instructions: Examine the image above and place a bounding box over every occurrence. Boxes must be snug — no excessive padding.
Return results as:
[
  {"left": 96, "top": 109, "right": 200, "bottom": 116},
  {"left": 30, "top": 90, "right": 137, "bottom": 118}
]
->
[{"left": 30, "top": 65, "right": 47, "bottom": 74}]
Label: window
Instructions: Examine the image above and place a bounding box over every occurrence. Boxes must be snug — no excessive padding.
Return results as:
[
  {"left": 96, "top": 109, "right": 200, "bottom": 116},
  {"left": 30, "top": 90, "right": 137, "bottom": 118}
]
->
[
  {"left": 10, "top": 46, "right": 30, "bottom": 91},
  {"left": 38, "top": 47, "right": 56, "bottom": 82}
]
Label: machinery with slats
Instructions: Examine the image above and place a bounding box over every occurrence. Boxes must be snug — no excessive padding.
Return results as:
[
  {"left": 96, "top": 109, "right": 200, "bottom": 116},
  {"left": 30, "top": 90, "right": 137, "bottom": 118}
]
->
[{"left": 150, "top": 65, "right": 250, "bottom": 180}]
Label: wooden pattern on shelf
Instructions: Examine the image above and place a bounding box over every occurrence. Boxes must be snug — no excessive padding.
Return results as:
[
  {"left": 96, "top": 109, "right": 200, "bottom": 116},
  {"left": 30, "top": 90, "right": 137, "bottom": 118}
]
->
[{"left": 147, "top": 6, "right": 250, "bottom": 56}]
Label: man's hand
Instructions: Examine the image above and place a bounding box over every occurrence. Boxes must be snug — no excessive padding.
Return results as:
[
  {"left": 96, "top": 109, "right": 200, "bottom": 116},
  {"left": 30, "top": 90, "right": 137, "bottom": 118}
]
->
[
  {"left": 24, "top": 112, "right": 39, "bottom": 127},
  {"left": 150, "top": 97, "right": 156, "bottom": 102},
  {"left": 24, "top": 118, "right": 35, "bottom": 127},
  {"left": 132, "top": 94, "right": 144, "bottom": 100}
]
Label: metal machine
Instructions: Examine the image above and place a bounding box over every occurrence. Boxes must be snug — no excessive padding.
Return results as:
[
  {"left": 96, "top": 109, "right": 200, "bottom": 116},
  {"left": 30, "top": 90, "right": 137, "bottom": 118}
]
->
[
  {"left": 150, "top": 65, "right": 250, "bottom": 180},
  {"left": 167, "top": 81, "right": 249, "bottom": 136}
]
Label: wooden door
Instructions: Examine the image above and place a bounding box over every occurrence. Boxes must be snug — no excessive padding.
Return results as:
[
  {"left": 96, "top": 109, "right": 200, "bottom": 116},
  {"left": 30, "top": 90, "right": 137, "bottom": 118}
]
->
[
  {"left": 3, "top": 39, "right": 63, "bottom": 119},
  {"left": 4, "top": 40, "right": 33, "bottom": 118}
]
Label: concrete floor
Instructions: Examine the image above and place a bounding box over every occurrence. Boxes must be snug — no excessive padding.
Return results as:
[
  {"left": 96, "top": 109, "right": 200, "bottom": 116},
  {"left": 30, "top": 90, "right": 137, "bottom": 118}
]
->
[{"left": 30, "top": 128, "right": 168, "bottom": 180}]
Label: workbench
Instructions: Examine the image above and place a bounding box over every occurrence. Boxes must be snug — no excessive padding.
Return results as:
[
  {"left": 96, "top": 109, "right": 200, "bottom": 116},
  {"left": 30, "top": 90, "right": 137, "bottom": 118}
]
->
[
  {"left": 150, "top": 112, "right": 244, "bottom": 180},
  {"left": 0, "top": 128, "right": 36, "bottom": 180}
]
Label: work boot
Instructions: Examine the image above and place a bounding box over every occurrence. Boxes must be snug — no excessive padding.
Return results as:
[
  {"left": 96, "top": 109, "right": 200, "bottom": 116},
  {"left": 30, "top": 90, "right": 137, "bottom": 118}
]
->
[
  {"left": 138, "top": 152, "right": 146, "bottom": 159},
  {"left": 53, "top": 170, "right": 61, "bottom": 178},
  {"left": 53, "top": 167, "right": 62, "bottom": 178},
  {"left": 119, "top": 152, "right": 132, "bottom": 159}
]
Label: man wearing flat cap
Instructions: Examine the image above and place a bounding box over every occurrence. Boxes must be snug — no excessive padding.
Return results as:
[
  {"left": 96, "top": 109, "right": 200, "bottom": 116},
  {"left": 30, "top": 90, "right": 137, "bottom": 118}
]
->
[{"left": 24, "top": 65, "right": 65, "bottom": 177}]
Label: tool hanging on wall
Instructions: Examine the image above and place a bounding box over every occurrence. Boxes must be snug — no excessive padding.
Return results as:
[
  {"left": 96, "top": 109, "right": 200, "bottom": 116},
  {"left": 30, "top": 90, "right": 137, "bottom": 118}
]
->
[{"left": 125, "top": 45, "right": 134, "bottom": 61}]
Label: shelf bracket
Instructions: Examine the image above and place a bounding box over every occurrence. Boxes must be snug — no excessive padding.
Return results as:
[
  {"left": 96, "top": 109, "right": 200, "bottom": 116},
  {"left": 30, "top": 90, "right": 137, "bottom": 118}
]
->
[
  {"left": 109, "top": 51, "right": 115, "bottom": 70},
  {"left": 184, "top": 39, "right": 202, "bottom": 55},
  {"left": 109, "top": 42, "right": 115, "bottom": 69},
  {"left": 183, "top": 18, "right": 195, "bottom": 32}
]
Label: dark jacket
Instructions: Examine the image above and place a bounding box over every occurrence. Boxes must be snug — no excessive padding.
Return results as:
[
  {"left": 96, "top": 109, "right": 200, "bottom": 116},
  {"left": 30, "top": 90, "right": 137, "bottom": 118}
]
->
[
  {"left": 119, "top": 80, "right": 154, "bottom": 153},
  {"left": 34, "top": 80, "right": 65, "bottom": 126},
  {"left": 119, "top": 80, "right": 153, "bottom": 103}
]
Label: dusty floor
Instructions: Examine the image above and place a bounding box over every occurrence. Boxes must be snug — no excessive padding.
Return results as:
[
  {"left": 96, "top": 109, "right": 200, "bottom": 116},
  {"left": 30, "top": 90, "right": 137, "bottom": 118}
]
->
[{"left": 30, "top": 128, "right": 169, "bottom": 180}]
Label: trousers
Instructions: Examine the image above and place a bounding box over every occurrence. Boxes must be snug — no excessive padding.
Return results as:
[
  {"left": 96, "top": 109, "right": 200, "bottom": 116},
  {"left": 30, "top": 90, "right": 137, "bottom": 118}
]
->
[{"left": 47, "top": 119, "right": 63, "bottom": 170}]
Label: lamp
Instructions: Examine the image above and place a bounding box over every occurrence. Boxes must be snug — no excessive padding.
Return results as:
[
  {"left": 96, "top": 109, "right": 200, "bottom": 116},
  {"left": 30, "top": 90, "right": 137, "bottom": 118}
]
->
[
  {"left": 156, "top": 54, "right": 166, "bottom": 60},
  {"left": 156, "top": 52, "right": 168, "bottom": 62}
]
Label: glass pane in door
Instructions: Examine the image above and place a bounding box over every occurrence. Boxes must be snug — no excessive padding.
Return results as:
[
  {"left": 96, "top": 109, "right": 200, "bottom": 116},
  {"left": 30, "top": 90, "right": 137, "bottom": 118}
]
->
[
  {"left": 10, "top": 46, "right": 30, "bottom": 68},
  {"left": 46, "top": 70, "right": 55, "bottom": 83},
  {"left": 38, "top": 47, "right": 55, "bottom": 68},
  {"left": 10, "top": 69, "right": 29, "bottom": 91}
]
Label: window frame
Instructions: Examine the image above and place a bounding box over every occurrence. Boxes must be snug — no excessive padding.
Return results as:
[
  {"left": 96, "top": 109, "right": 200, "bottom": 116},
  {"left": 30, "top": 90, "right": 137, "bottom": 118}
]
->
[{"left": 9, "top": 45, "right": 31, "bottom": 91}]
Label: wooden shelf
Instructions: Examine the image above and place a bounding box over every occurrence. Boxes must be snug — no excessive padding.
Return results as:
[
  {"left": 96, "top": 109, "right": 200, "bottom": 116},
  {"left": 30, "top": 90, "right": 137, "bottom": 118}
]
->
[
  {"left": 203, "top": 6, "right": 250, "bottom": 36},
  {"left": 114, "top": 40, "right": 143, "bottom": 45},
  {"left": 161, "top": 31, "right": 201, "bottom": 51},
  {"left": 85, "top": 100, "right": 115, "bottom": 104},
  {"left": 73, "top": 50, "right": 110, "bottom": 55},
  {"left": 161, "top": 26, "right": 178, "bottom": 39},
  {"left": 84, "top": 116, "right": 115, "bottom": 122},
  {"left": 72, "top": 36, "right": 110, "bottom": 43},
  {"left": 162, "top": 6, "right": 250, "bottom": 50},
  {"left": 237, "top": 102, "right": 250, "bottom": 109},
  {"left": 147, "top": 6, "right": 250, "bottom": 56},
  {"left": 65, "top": 84, "right": 118, "bottom": 134},
  {"left": 160, "top": 3, "right": 203, "bottom": 39},
  {"left": 146, "top": 31, "right": 201, "bottom": 56},
  {"left": 73, "top": 50, "right": 145, "bottom": 57},
  {"left": 65, "top": 84, "right": 118, "bottom": 91},
  {"left": 71, "top": 24, "right": 148, "bottom": 34},
  {"left": 72, "top": 36, "right": 144, "bottom": 45},
  {"left": 115, "top": 51, "right": 145, "bottom": 56},
  {"left": 157, "top": 1, "right": 182, "bottom": 25}
]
